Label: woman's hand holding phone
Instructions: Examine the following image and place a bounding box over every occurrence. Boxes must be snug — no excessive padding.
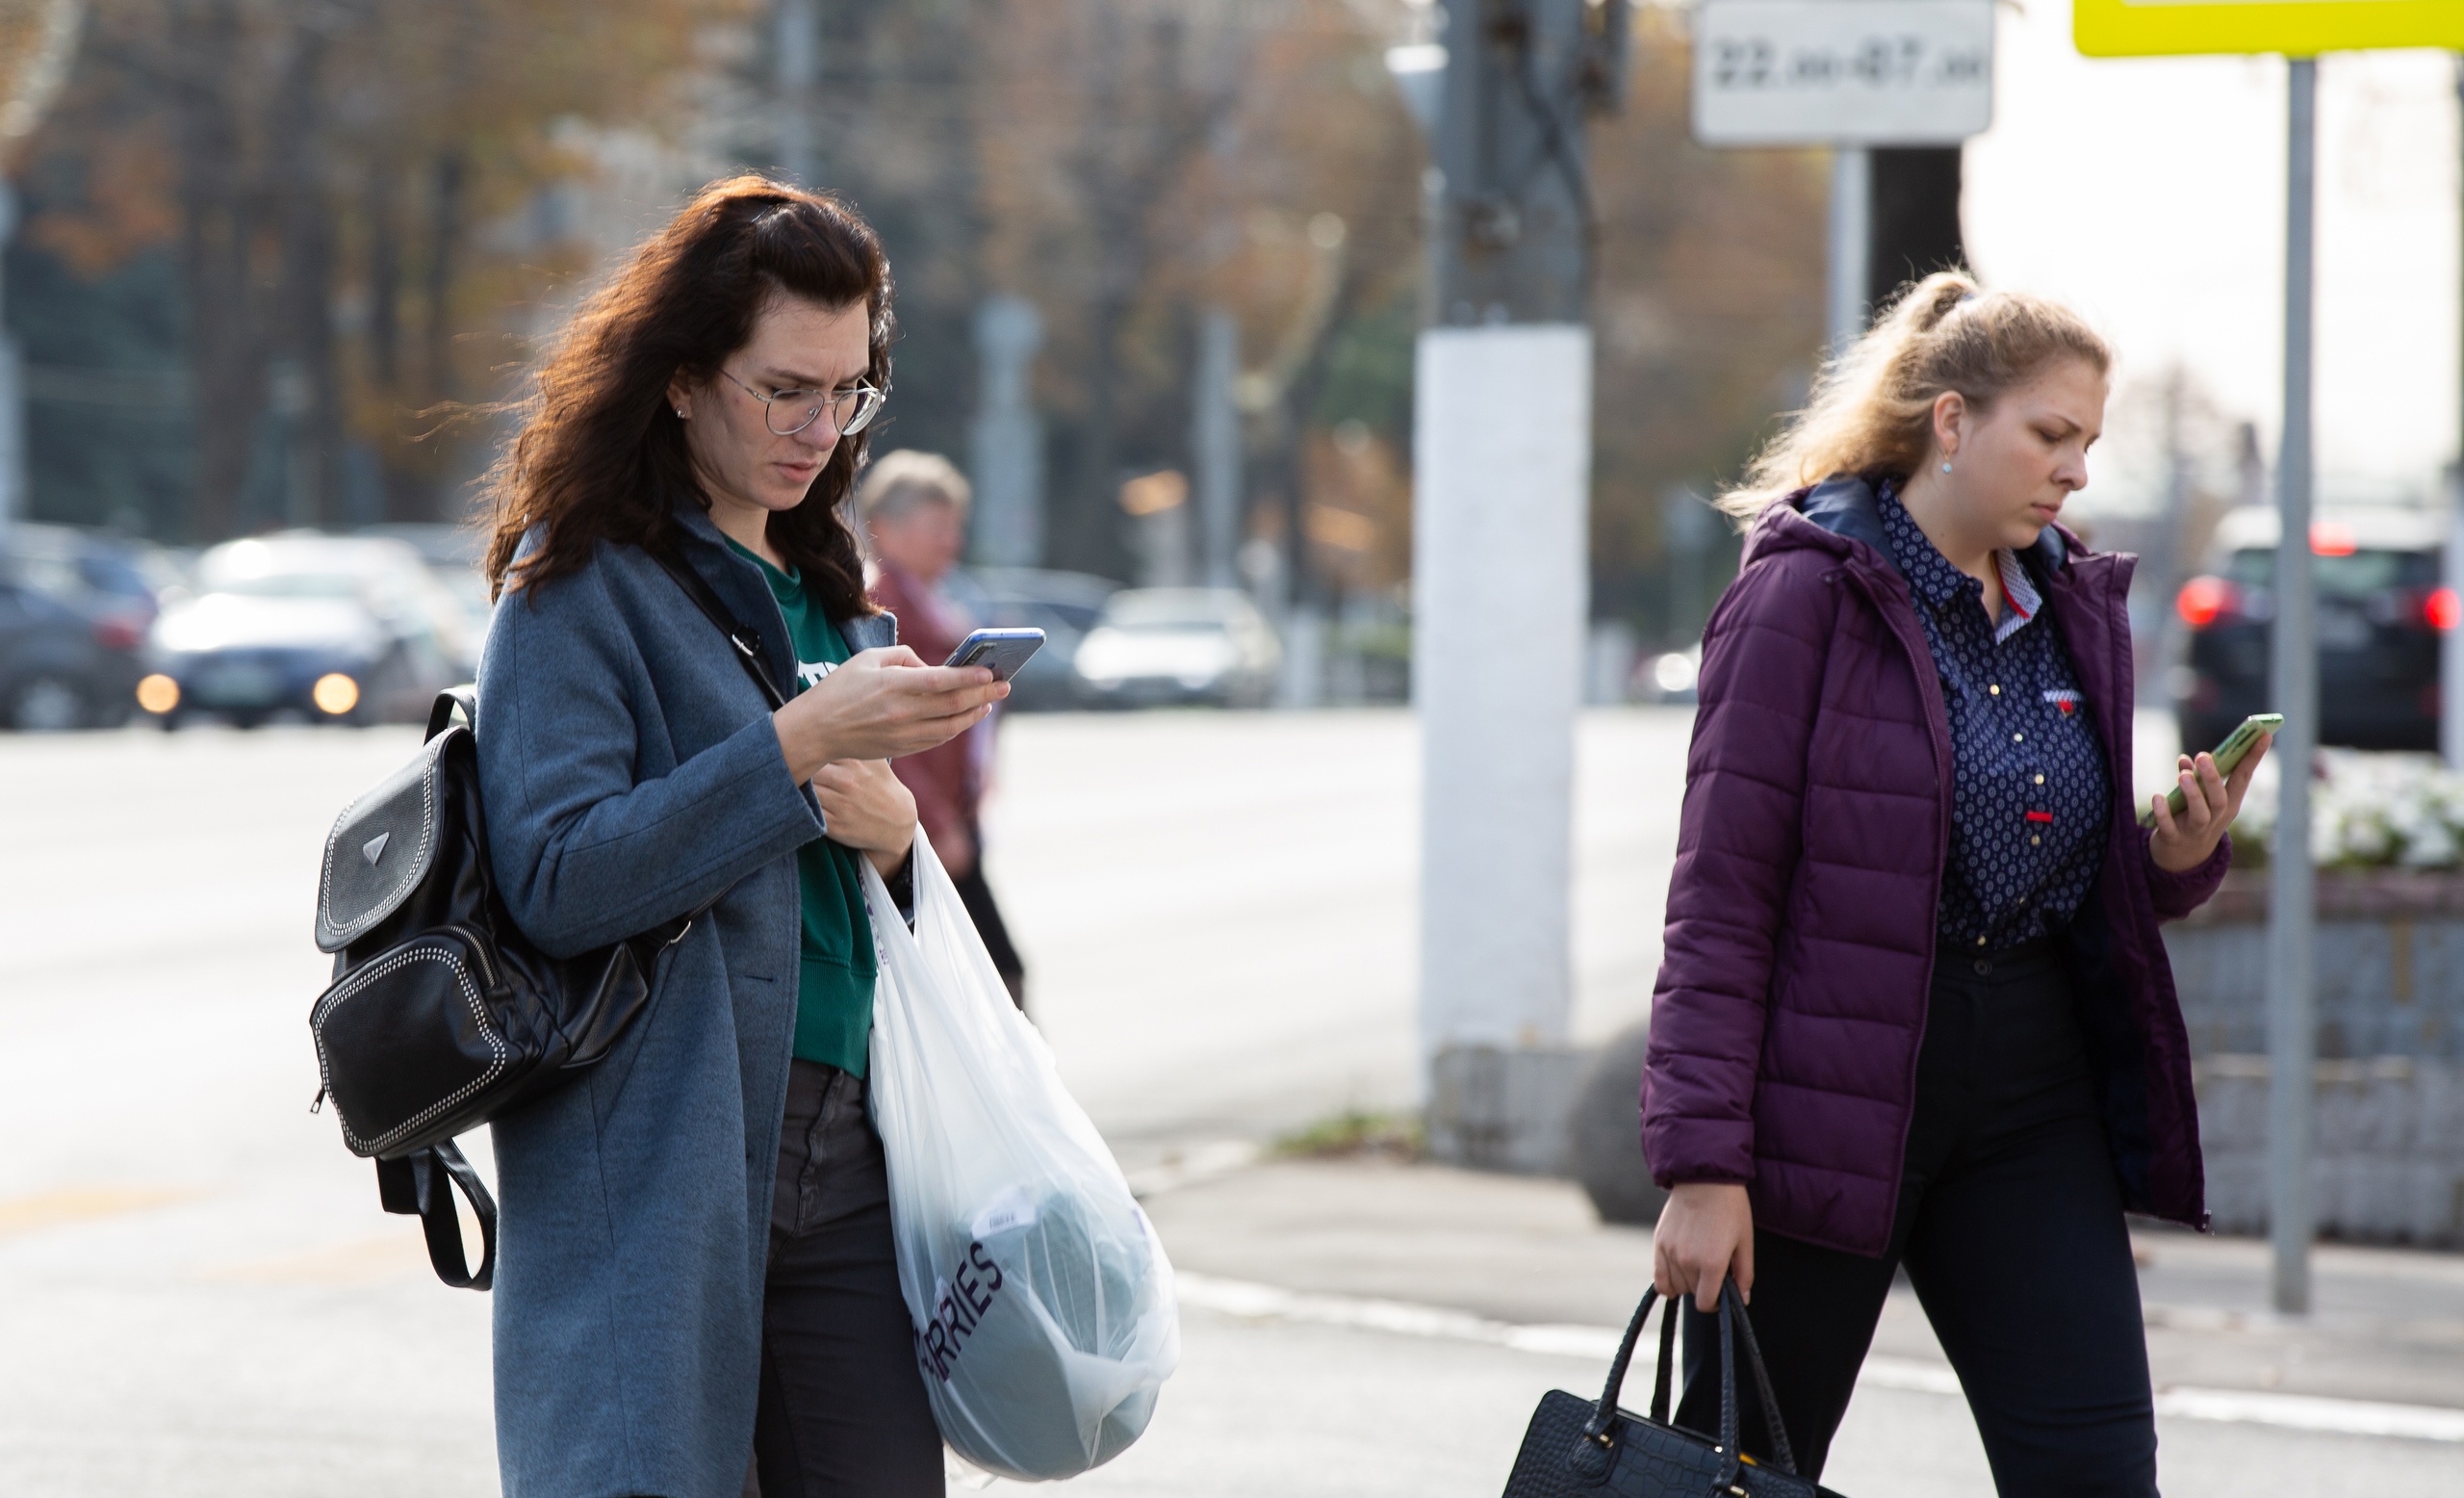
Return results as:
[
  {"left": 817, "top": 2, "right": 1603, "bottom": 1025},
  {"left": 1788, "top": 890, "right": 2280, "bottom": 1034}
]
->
[
  {"left": 2148, "top": 737, "right": 2267, "bottom": 873},
  {"left": 772, "top": 646, "right": 1007, "bottom": 784}
]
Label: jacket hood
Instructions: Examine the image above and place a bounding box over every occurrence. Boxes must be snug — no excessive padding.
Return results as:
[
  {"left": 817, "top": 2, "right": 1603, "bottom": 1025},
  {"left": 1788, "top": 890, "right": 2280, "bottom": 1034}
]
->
[{"left": 1742, "top": 474, "right": 2082, "bottom": 582}]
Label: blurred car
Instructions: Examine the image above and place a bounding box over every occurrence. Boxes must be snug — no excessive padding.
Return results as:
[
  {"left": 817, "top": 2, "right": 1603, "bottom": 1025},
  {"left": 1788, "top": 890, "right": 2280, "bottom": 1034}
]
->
[
  {"left": 142, "top": 532, "right": 468, "bottom": 728},
  {"left": 1071, "top": 586, "right": 1281, "bottom": 709},
  {"left": 1632, "top": 644, "right": 1701, "bottom": 705},
  {"left": 358, "top": 521, "right": 494, "bottom": 676},
  {"left": 0, "top": 524, "right": 170, "bottom": 731},
  {"left": 943, "top": 567, "right": 1120, "bottom": 710},
  {"left": 2173, "top": 506, "right": 2451, "bottom": 753}
]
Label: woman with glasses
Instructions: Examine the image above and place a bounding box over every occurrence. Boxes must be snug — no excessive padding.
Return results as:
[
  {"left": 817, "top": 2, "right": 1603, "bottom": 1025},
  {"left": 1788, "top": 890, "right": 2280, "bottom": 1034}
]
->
[{"left": 475, "top": 177, "right": 1004, "bottom": 1498}]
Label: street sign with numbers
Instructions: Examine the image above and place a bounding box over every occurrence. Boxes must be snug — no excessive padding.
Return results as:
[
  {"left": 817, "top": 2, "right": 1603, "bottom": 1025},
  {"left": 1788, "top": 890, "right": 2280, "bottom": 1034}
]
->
[
  {"left": 1691, "top": 0, "right": 1996, "bottom": 148},
  {"left": 2075, "top": 0, "right": 2464, "bottom": 59}
]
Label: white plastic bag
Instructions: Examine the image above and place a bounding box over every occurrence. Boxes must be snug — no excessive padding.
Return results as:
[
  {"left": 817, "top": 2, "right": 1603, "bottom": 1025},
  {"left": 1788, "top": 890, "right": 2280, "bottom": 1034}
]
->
[{"left": 861, "top": 831, "right": 1180, "bottom": 1481}]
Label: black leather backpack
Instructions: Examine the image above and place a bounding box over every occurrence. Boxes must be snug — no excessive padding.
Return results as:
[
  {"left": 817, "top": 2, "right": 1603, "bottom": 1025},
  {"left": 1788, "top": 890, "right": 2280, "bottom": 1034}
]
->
[
  {"left": 308, "top": 687, "right": 693, "bottom": 1288},
  {"left": 307, "top": 549, "right": 792, "bottom": 1289}
]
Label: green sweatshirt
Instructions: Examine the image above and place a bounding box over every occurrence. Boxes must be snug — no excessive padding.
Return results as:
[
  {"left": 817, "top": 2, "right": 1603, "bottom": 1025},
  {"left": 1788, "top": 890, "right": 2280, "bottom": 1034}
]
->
[{"left": 722, "top": 536, "right": 877, "bottom": 1075}]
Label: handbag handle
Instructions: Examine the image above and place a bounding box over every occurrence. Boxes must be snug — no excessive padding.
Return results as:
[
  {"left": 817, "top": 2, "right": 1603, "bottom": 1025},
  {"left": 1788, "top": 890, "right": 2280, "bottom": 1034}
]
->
[
  {"left": 644, "top": 547, "right": 791, "bottom": 710},
  {"left": 1577, "top": 1280, "right": 1800, "bottom": 1485}
]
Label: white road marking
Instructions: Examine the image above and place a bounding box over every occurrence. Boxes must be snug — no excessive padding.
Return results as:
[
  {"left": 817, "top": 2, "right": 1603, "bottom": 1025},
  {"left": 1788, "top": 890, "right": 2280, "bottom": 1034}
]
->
[{"left": 1174, "top": 1273, "right": 2464, "bottom": 1444}]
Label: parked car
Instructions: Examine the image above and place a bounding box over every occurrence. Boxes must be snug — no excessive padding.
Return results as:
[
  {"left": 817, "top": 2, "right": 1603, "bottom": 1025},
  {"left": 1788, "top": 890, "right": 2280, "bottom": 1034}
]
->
[
  {"left": 942, "top": 567, "right": 1120, "bottom": 710},
  {"left": 0, "top": 524, "right": 168, "bottom": 731},
  {"left": 1071, "top": 586, "right": 1281, "bottom": 709},
  {"left": 358, "top": 521, "right": 493, "bottom": 676},
  {"left": 2173, "top": 505, "right": 2451, "bottom": 753},
  {"left": 142, "top": 532, "right": 467, "bottom": 728}
]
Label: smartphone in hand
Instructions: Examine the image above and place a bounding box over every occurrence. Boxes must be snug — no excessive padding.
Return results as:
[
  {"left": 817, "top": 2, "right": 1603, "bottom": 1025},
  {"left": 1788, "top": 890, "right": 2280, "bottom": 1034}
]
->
[
  {"left": 2140, "top": 712, "right": 2282, "bottom": 827},
  {"left": 943, "top": 627, "right": 1045, "bottom": 682}
]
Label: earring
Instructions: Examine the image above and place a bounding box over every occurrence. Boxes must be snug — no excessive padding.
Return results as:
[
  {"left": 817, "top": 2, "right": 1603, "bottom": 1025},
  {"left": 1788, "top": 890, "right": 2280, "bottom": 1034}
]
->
[
  {"left": 675, "top": 407, "right": 686, "bottom": 418},
  {"left": 1940, "top": 459, "right": 1953, "bottom": 474}
]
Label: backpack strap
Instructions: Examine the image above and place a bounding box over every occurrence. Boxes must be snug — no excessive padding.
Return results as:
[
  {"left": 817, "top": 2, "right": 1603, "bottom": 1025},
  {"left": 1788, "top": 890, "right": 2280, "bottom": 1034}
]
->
[
  {"left": 425, "top": 684, "right": 478, "bottom": 742},
  {"left": 376, "top": 1140, "right": 499, "bottom": 1290},
  {"left": 645, "top": 547, "right": 790, "bottom": 710}
]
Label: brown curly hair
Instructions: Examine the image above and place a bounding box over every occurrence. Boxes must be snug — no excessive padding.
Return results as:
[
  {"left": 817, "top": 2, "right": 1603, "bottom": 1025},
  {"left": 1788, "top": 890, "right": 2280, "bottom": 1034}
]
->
[{"left": 481, "top": 176, "right": 894, "bottom": 617}]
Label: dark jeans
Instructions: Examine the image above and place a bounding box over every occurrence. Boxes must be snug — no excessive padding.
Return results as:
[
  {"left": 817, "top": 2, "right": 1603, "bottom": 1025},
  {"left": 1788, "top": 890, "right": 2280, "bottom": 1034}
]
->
[
  {"left": 1675, "top": 943, "right": 2158, "bottom": 1497},
  {"left": 748, "top": 1060, "right": 942, "bottom": 1498}
]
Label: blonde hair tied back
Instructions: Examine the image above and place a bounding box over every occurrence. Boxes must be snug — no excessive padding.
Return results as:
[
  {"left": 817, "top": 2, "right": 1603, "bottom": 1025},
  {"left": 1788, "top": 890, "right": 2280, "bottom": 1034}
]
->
[{"left": 1718, "top": 271, "right": 2112, "bottom": 521}]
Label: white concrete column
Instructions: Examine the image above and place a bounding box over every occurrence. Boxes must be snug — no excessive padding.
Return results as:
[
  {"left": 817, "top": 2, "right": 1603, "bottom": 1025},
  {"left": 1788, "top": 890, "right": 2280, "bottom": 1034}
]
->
[{"left": 1413, "top": 323, "right": 1591, "bottom": 1173}]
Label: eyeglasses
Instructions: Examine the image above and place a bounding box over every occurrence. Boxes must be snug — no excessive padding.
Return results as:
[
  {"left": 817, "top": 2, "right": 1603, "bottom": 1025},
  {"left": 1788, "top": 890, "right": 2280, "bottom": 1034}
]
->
[{"left": 718, "top": 368, "right": 888, "bottom": 437}]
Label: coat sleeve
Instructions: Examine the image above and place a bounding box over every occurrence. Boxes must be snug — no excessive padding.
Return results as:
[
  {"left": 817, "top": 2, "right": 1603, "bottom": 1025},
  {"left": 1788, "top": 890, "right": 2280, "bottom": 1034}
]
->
[
  {"left": 2141, "top": 825, "right": 2231, "bottom": 920},
  {"left": 475, "top": 560, "right": 822, "bottom": 958},
  {"left": 1641, "top": 555, "right": 1835, "bottom": 1187}
]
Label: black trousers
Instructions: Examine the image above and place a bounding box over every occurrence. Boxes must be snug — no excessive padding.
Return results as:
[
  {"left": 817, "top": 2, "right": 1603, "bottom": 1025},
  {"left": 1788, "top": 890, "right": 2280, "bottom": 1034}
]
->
[
  {"left": 749, "top": 1060, "right": 942, "bottom": 1498},
  {"left": 1675, "top": 943, "right": 2158, "bottom": 1497}
]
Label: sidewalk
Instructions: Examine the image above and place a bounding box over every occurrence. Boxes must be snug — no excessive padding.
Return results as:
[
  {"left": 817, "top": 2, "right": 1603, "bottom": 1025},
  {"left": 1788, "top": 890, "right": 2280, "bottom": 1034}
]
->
[{"left": 1076, "top": 1149, "right": 2464, "bottom": 1497}]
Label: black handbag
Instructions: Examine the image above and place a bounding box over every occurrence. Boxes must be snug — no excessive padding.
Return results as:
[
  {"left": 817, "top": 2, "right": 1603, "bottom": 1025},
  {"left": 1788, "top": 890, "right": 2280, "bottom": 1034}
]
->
[
  {"left": 307, "top": 547, "right": 793, "bottom": 1290},
  {"left": 1499, "top": 1281, "right": 1847, "bottom": 1498}
]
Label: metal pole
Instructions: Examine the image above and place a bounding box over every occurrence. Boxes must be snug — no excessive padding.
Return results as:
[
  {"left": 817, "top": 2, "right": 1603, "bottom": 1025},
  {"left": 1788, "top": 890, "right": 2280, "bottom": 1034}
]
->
[
  {"left": 1827, "top": 146, "right": 1872, "bottom": 350},
  {"left": 1193, "top": 307, "right": 1242, "bottom": 587},
  {"left": 2269, "top": 55, "right": 2319, "bottom": 1317},
  {"left": 0, "top": 178, "right": 22, "bottom": 529},
  {"left": 2447, "top": 54, "right": 2464, "bottom": 771},
  {"left": 776, "top": 0, "right": 818, "bottom": 186}
]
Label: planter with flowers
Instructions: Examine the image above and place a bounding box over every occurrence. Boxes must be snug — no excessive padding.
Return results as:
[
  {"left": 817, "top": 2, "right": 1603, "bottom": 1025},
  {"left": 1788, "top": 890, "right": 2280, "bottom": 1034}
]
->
[{"left": 2167, "top": 752, "right": 2464, "bottom": 1245}]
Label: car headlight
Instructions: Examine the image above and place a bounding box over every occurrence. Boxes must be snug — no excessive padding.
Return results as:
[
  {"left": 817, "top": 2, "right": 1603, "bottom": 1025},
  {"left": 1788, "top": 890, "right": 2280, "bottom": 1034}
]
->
[
  {"left": 312, "top": 673, "right": 361, "bottom": 715},
  {"left": 1652, "top": 652, "right": 1699, "bottom": 696}
]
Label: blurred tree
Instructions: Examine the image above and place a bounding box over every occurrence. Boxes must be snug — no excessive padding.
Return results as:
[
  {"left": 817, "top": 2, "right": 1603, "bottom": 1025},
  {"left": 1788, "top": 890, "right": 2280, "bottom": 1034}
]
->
[
  {"left": 15, "top": 0, "right": 725, "bottom": 539},
  {"left": 964, "top": 0, "right": 1422, "bottom": 589},
  {"left": 1587, "top": 5, "right": 1828, "bottom": 643},
  {"left": 13, "top": 0, "right": 1833, "bottom": 638}
]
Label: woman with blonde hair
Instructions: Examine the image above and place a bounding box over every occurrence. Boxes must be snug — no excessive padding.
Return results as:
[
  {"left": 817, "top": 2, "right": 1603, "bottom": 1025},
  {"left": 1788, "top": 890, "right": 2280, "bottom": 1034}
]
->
[{"left": 1642, "top": 271, "right": 2266, "bottom": 1493}]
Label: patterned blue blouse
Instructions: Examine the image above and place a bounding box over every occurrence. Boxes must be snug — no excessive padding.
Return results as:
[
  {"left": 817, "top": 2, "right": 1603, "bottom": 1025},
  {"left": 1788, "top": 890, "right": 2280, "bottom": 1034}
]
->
[{"left": 1878, "top": 482, "right": 2111, "bottom": 952}]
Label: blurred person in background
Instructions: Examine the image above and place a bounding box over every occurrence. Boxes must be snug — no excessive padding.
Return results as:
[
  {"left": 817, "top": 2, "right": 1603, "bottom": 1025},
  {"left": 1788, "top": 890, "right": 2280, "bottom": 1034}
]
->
[
  {"left": 859, "top": 450, "right": 1029, "bottom": 1011},
  {"left": 475, "top": 178, "right": 1004, "bottom": 1498},
  {"left": 1641, "top": 273, "right": 2263, "bottom": 1496}
]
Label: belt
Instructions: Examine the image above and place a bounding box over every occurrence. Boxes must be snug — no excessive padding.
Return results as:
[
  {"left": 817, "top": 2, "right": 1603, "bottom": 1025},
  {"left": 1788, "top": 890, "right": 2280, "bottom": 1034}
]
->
[{"left": 1935, "top": 935, "right": 2060, "bottom": 978}]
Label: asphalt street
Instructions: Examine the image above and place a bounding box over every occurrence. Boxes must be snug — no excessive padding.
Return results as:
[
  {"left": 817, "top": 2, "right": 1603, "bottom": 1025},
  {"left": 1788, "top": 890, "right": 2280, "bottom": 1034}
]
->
[{"left": 2, "top": 706, "right": 2453, "bottom": 1496}]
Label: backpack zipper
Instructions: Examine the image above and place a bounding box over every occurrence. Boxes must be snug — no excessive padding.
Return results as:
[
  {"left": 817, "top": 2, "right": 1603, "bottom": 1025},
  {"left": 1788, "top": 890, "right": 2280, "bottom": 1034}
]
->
[{"left": 444, "top": 922, "right": 504, "bottom": 994}]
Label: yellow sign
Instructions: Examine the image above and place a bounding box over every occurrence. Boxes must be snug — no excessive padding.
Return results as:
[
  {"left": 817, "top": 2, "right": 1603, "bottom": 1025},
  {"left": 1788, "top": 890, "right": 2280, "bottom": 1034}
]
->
[{"left": 2075, "top": 0, "right": 2464, "bottom": 58}]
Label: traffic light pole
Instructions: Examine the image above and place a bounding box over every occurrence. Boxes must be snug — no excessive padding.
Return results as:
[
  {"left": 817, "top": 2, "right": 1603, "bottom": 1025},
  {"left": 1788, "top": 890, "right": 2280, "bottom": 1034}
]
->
[{"left": 1415, "top": 0, "right": 1621, "bottom": 1173}]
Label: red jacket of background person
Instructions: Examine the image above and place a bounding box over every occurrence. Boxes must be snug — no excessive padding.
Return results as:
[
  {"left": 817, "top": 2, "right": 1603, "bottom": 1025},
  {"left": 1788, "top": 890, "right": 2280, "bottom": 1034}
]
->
[{"left": 869, "top": 561, "right": 987, "bottom": 853}]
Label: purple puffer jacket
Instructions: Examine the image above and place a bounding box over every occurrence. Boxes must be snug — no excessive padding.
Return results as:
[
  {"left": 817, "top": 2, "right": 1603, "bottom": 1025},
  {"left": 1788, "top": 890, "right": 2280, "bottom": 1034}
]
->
[{"left": 1641, "top": 477, "right": 2231, "bottom": 1258}]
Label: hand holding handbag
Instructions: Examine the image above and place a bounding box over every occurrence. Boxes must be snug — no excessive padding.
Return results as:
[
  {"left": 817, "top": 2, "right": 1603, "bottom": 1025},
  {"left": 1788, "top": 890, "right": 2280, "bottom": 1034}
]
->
[{"left": 1499, "top": 1280, "right": 1848, "bottom": 1498}]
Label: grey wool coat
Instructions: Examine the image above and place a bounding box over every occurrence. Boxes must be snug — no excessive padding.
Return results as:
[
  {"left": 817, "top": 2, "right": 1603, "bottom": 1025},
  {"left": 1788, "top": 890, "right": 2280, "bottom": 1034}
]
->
[{"left": 472, "top": 502, "right": 894, "bottom": 1498}]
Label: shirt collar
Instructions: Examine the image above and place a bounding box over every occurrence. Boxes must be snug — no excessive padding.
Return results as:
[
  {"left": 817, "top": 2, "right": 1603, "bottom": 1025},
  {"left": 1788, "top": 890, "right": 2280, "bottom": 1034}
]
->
[
  {"left": 1993, "top": 549, "right": 2042, "bottom": 643},
  {"left": 1877, "top": 479, "right": 2043, "bottom": 640}
]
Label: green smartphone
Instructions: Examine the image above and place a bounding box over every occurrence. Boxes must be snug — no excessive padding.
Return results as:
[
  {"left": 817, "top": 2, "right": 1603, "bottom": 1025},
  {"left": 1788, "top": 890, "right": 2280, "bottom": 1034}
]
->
[{"left": 2138, "top": 712, "right": 2283, "bottom": 827}]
